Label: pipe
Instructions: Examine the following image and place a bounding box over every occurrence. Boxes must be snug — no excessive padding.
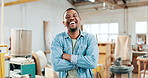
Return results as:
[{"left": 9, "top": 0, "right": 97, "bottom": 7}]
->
[{"left": 1, "top": 0, "right": 4, "bottom": 44}]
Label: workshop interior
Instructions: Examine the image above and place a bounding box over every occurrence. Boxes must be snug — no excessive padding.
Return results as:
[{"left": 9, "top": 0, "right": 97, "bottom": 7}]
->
[{"left": 0, "top": 0, "right": 148, "bottom": 78}]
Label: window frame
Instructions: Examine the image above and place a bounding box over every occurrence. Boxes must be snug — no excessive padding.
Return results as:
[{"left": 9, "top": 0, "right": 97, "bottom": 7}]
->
[{"left": 83, "top": 23, "right": 119, "bottom": 42}]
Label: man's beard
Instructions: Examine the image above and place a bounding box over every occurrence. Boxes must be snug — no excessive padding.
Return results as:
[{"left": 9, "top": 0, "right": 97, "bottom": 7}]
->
[{"left": 70, "top": 27, "right": 78, "bottom": 32}]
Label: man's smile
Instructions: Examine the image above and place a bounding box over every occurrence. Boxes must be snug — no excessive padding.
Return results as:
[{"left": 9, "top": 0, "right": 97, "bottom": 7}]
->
[
  {"left": 70, "top": 21, "right": 76, "bottom": 24},
  {"left": 68, "top": 21, "right": 78, "bottom": 25}
]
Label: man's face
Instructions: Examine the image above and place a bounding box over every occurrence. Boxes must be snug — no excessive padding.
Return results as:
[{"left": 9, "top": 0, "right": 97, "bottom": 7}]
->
[{"left": 63, "top": 10, "right": 81, "bottom": 32}]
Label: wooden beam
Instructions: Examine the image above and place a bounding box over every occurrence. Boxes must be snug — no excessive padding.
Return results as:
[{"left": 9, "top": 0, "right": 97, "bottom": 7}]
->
[
  {"left": 74, "top": 1, "right": 92, "bottom": 6},
  {"left": 100, "top": 0, "right": 124, "bottom": 8},
  {"left": 113, "top": 0, "right": 118, "bottom": 4},
  {"left": 128, "top": 4, "right": 148, "bottom": 8},
  {"left": 75, "top": 0, "right": 123, "bottom": 8},
  {"left": 105, "top": 1, "right": 123, "bottom": 8},
  {"left": 119, "top": 1, "right": 148, "bottom": 8},
  {"left": 127, "top": 1, "right": 148, "bottom": 6},
  {"left": 4, "top": 0, "right": 40, "bottom": 6},
  {"left": 74, "top": 0, "right": 148, "bottom": 11}
]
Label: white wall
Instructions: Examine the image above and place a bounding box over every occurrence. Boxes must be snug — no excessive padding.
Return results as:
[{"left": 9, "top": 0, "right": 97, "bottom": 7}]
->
[
  {"left": 1, "top": 0, "right": 73, "bottom": 51},
  {"left": 2, "top": 0, "right": 147, "bottom": 51},
  {"left": 79, "top": 6, "right": 148, "bottom": 45}
]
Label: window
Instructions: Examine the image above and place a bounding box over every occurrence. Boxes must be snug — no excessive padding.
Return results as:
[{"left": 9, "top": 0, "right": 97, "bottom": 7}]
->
[
  {"left": 135, "top": 21, "right": 147, "bottom": 44},
  {"left": 100, "top": 23, "right": 108, "bottom": 34},
  {"left": 109, "top": 23, "right": 118, "bottom": 34},
  {"left": 83, "top": 23, "right": 119, "bottom": 42},
  {"left": 135, "top": 22, "right": 147, "bottom": 33},
  {"left": 91, "top": 24, "right": 99, "bottom": 34}
]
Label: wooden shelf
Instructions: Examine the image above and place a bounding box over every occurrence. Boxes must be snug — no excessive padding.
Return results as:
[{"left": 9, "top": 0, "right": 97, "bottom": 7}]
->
[{"left": 98, "top": 42, "right": 115, "bottom": 78}]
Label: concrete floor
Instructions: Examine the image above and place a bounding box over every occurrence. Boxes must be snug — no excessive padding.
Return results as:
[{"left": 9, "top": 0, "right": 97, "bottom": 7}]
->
[
  {"left": 122, "top": 73, "right": 138, "bottom": 78},
  {"left": 36, "top": 73, "right": 139, "bottom": 78}
]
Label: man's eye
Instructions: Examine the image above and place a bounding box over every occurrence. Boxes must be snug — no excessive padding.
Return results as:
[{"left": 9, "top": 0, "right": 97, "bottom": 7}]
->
[
  {"left": 73, "top": 15, "right": 77, "bottom": 17},
  {"left": 66, "top": 17, "right": 70, "bottom": 19}
]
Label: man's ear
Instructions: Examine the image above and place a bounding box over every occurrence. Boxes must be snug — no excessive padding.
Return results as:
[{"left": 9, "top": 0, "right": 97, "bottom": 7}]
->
[{"left": 63, "top": 21, "right": 66, "bottom": 27}]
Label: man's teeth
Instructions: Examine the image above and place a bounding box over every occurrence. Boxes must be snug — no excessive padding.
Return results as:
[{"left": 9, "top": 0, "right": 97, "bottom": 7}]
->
[{"left": 70, "top": 22, "right": 75, "bottom": 24}]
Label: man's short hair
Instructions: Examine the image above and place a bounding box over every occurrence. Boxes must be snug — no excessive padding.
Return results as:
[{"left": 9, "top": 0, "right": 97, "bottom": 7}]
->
[{"left": 63, "top": 8, "right": 80, "bottom": 18}]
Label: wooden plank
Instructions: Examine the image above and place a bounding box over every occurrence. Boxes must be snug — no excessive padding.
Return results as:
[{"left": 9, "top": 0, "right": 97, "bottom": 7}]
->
[
  {"left": 127, "top": 1, "right": 148, "bottom": 6},
  {"left": 4, "top": 0, "right": 40, "bottom": 6},
  {"left": 98, "top": 43, "right": 114, "bottom": 78},
  {"left": 0, "top": 54, "right": 5, "bottom": 78},
  {"left": 99, "top": 46, "right": 106, "bottom": 53},
  {"left": 105, "top": 44, "right": 111, "bottom": 78}
]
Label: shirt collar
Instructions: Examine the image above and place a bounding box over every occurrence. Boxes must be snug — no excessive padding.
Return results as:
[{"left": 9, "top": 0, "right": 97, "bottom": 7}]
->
[{"left": 64, "top": 30, "right": 85, "bottom": 39}]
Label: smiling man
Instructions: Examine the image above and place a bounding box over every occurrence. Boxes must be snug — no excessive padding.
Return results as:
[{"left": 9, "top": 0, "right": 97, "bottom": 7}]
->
[{"left": 51, "top": 8, "right": 99, "bottom": 78}]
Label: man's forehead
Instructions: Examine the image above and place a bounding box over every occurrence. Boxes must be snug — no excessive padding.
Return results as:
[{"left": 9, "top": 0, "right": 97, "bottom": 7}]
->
[{"left": 65, "top": 10, "right": 78, "bottom": 15}]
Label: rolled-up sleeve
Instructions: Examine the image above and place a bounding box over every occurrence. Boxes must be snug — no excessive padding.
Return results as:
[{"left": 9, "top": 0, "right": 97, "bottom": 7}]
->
[
  {"left": 51, "top": 36, "right": 77, "bottom": 72},
  {"left": 71, "top": 35, "right": 99, "bottom": 69},
  {"left": 71, "top": 55, "right": 78, "bottom": 64}
]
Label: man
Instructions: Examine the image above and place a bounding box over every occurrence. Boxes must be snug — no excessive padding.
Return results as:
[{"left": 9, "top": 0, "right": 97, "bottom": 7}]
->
[{"left": 51, "top": 8, "right": 98, "bottom": 78}]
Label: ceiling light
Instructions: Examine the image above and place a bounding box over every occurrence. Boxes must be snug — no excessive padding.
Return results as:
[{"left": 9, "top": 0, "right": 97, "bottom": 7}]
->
[{"left": 89, "top": 0, "right": 95, "bottom": 2}]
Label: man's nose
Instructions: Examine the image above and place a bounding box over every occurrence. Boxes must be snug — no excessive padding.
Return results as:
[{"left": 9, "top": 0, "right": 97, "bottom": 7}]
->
[
  {"left": 69, "top": 16, "right": 74, "bottom": 20},
  {"left": 69, "top": 17, "right": 75, "bottom": 21}
]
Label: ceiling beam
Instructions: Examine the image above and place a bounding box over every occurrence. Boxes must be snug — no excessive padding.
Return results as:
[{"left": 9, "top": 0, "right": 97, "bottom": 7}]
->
[
  {"left": 74, "top": 1, "right": 93, "bottom": 6},
  {"left": 122, "top": 0, "right": 126, "bottom": 4},
  {"left": 75, "top": 0, "right": 123, "bottom": 8},
  {"left": 67, "top": 0, "right": 77, "bottom": 5},
  {"left": 104, "top": 1, "right": 123, "bottom": 8},
  {"left": 127, "top": 1, "right": 148, "bottom": 6},
  {"left": 4, "top": 0, "right": 40, "bottom": 6},
  {"left": 120, "top": 1, "right": 148, "bottom": 8},
  {"left": 113, "top": 0, "right": 118, "bottom": 4}
]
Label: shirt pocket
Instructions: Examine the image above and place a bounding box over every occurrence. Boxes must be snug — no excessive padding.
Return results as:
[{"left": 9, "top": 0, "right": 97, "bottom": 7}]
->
[{"left": 77, "top": 44, "right": 87, "bottom": 55}]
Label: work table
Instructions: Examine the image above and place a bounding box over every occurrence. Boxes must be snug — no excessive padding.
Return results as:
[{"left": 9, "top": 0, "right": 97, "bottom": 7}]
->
[
  {"left": 132, "top": 51, "right": 147, "bottom": 54},
  {"left": 132, "top": 51, "right": 147, "bottom": 73}
]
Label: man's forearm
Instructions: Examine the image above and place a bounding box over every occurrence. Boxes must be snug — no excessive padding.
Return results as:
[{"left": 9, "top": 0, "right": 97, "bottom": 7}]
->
[{"left": 62, "top": 53, "right": 71, "bottom": 61}]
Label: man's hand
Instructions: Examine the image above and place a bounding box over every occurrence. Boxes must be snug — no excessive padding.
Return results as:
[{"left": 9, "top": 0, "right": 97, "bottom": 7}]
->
[{"left": 62, "top": 53, "right": 71, "bottom": 61}]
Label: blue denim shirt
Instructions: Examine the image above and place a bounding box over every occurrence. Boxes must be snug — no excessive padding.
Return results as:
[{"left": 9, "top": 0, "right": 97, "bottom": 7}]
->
[{"left": 51, "top": 31, "right": 99, "bottom": 78}]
